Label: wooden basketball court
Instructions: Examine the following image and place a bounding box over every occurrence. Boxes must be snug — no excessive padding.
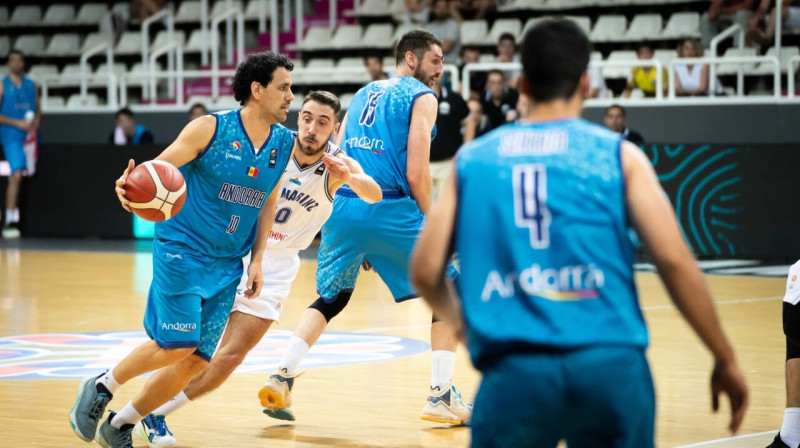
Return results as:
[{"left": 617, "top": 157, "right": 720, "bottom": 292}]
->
[{"left": 0, "top": 241, "right": 790, "bottom": 447}]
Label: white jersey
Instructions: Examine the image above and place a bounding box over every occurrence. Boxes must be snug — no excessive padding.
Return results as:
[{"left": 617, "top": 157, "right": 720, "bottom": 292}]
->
[{"left": 268, "top": 142, "right": 342, "bottom": 253}]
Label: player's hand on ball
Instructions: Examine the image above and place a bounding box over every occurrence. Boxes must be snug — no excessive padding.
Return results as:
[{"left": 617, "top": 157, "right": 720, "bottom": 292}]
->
[
  {"left": 115, "top": 159, "right": 135, "bottom": 212},
  {"left": 711, "top": 360, "right": 748, "bottom": 433},
  {"left": 245, "top": 261, "right": 263, "bottom": 299},
  {"left": 322, "top": 153, "right": 350, "bottom": 183}
]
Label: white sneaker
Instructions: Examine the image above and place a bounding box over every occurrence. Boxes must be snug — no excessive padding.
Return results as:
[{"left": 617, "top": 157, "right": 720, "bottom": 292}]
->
[
  {"left": 258, "top": 367, "right": 302, "bottom": 421},
  {"left": 2, "top": 224, "right": 20, "bottom": 239},
  {"left": 420, "top": 381, "right": 473, "bottom": 425},
  {"left": 133, "top": 413, "right": 177, "bottom": 448}
]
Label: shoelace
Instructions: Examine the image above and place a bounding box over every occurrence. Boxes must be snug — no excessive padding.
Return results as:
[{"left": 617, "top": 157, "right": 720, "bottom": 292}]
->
[
  {"left": 88, "top": 393, "right": 110, "bottom": 420},
  {"left": 152, "top": 415, "right": 170, "bottom": 437},
  {"left": 117, "top": 427, "right": 134, "bottom": 448}
]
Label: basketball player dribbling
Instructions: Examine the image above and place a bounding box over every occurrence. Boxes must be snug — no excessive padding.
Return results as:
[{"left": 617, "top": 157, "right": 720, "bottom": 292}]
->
[
  {"left": 131, "top": 91, "right": 382, "bottom": 447},
  {"left": 258, "top": 30, "right": 472, "bottom": 425},
  {"left": 412, "top": 20, "right": 749, "bottom": 447},
  {"left": 69, "top": 52, "right": 296, "bottom": 448}
]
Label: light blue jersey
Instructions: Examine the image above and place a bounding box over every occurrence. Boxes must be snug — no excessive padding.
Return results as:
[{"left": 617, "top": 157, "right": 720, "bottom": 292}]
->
[
  {"left": 0, "top": 75, "right": 36, "bottom": 142},
  {"left": 340, "top": 76, "right": 435, "bottom": 196},
  {"left": 455, "top": 118, "right": 647, "bottom": 369},
  {"left": 155, "top": 109, "right": 294, "bottom": 260}
]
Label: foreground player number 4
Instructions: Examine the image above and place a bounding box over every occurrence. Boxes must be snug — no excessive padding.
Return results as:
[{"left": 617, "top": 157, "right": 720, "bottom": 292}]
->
[{"left": 513, "top": 164, "right": 550, "bottom": 249}]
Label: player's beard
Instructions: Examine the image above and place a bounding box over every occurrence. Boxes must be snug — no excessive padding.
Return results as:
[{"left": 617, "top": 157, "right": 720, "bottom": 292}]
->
[
  {"left": 414, "top": 66, "right": 438, "bottom": 88},
  {"left": 297, "top": 131, "right": 332, "bottom": 156}
]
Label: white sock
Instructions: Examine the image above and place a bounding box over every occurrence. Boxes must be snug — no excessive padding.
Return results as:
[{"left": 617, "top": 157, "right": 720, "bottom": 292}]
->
[
  {"left": 111, "top": 402, "right": 143, "bottom": 428},
  {"left": 4, "top": 209, "right": 14, "bottom": 224},
  {"left": 781, "top": 407, "right": 800, "bottom": 447},
  {"left": 431, "top": 350, "right": 456, "bottom": 390},
  {"left": 95, "top": 371, "right": 121, "bottom": 395},
  {"left": 280, "top": 336, "right": 310, "bottom": 374},
  {"left": 153, "top": 390, "right": 191, "bottom": 417},
  {"left": 12, "top": 208, "right": 18, "bottom": 222}
]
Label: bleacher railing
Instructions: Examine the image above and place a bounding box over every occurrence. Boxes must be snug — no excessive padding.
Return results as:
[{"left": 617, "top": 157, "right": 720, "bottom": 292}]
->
[
  {"left": 80, "top": 41, "right": 117, "bottom": 107},
  {"left": 709, "top": 23, "right": 744, "bottom": 97},
  {"left": 142, "top": 6, "right": 175, "bottom": 100},
  {"left": 211, "top": 8, "right": 245, "bottom": 99}
]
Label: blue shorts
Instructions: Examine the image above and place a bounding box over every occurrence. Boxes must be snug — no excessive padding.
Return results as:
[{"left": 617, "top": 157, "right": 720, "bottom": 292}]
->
[
  {"left": 144, "top": 240, "right": 242, "bottom": 361},
  {"left": 0, "top": 135, "right": 26, "bottom": 173},
  {"left": 471, "top": 346, "right": 655, "bottom": 448},
  {"left": 317, "top": 193, "right": 424, "bottom": 302}
]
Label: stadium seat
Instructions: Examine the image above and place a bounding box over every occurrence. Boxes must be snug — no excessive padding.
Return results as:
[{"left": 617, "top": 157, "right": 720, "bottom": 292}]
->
[
  {"left": 13, "top": 35, "right": 46, "bottom": 57},
  {"left": 211, "top": 0, "right": 244, "bottom": 19},
  {"left": 753, "top": 46, "right": 800, "bottom": 74},
  {"left": 0, "top": 6, "right": 8, "bottom": 25},
  {"left": 9, "top": 5, "right": 42, "bottom": 26},
  {"left": 289, "top": 26, "right": 333, "bottom": 51},
  {"left": 80, "top": 32, "right": 108, "bottom": 53},
  {"left": 654, "top": 49, "right": 676, "bottom": 70},
  {"left": 661, "top": 12, "right": 701, "bottom": 38},
  {"left": 479, "top": 53, "right": 495, "bottom": 63},
  {"left": 184, "top": 29, "right": 206, "bottom": 54},
  {"left": 151, "top": 30, "right": 187, "bottom": 51},
  {"left": 111, "top": 2, "right": 130, "bottom": 22},
  {"left": 58, "top": 63, "right": 86, "bottom": 87},
  {"left": 564, "top": 16, "right": 592, "bottom": 37},
  {"left": 460, "top": 20, "right": 489, "bottom": 45},
  {"left": 486, "top": 19, "right": 521, "bottom": 45},
  {"left": 28, "top": 64, "right": 59, "bottom": 83},
  {"left": 115, "top": 32, "right": 144, "bottom": 55},
  {"left": 590, "top": 15, "right": 627, "bottom": 42},
  {"left": 625, "top": 14, "right": 662, "bottom": 41},
  {"left": 334, "top": 58, "right": 371, "bottom": 83},
  {"left": 92, "top": 63, "right": 127, "bottom": 87},
  {"left": 245, "top": 0, "right": 272, "bottom": 19},
  {"left": 361, "top": 23, "right": 394, "bottom": 49},
  {"left": 0, "top": 36, "right": 9, "bottom": 57},
  {"left": 44, "top": 95, "right": 66, "bottom": 109},
  {"left": 346, "top": 0, "right": 390, "bottom": 16},
  {"left": 603, "top": 50, "right": 638, "bottom": 79},
  {"left": 521, "top": 17, "right": 547, "bottom": 40},
  {"left": 339, "top": 93, "right": 355, "bottom": 108},
  {"left": 715, "top": 47, "right": 758, "bottom": 76},
  {"left": 504, "top": 0, "right": 548, "bottom": 11},
  {"left": 392, "top": 23, "right": 421, "bottom": 42},
  {"left": 75, "top": 4, "right": 108, "bottom": 25},
  {"left": 330, "top": 24, "right": 363, "bottom": 49},
  {"left": 66, "top": 93, "right": 100, "bottom": 107},
  {"left": 175, "top": 0, "right": 202, "bottom": 23},
  {"left": 44, "top": 33, "right": 82, "bottom": 57},
  {"left": 42, "top": 4, "right": 76, "bottom": 25}
]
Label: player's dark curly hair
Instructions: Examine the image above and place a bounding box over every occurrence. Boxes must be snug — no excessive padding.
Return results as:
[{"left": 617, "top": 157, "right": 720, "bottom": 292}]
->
[{"left": 231, "top": 52, "right": 294, "bottom": 105}]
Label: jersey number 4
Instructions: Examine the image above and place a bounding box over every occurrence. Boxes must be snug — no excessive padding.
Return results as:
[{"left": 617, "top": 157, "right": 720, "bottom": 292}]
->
[{"left": 513, "top": 164, "right": 550, "bottom": 249}]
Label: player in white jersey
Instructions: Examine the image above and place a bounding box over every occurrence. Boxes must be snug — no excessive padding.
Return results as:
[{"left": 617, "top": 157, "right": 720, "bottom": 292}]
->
[{"left": 133, "top": 91, "right": 382, "bottom": 447}]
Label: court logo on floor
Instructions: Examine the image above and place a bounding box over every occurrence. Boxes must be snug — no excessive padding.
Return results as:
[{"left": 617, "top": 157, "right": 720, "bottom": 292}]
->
[{"left": 0, "top": 330, "right": 430, "bottom": 380}]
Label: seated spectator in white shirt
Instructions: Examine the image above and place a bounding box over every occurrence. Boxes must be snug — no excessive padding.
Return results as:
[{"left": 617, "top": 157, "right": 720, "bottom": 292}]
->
[
  {"left": 674, "top": 38, "right": 724, "bottom": 96},
  {"left": 587, "top": 66, "right": 608, "bottom": 99}
]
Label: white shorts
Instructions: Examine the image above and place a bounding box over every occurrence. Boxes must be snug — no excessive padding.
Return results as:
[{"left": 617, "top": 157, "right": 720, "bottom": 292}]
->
[
  {"left": 231, "top": 251, "right": 301, "bottom": 322},
  {"left": 784, "top": 260, "right": 800, "bottom": 305}
]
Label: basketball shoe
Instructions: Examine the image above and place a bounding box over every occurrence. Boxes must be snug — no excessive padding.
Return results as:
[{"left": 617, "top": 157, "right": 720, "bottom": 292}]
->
[
  {"left": 258, "top": 367, "right": 302, "bottom": 421},
  {"left": 96, "top": 411, "right": 135, "bottom": 448},
  {"left": 70, "top": 373, "right": 113, "bottom": 441},
  {"left": 133, "top": 413, "right": 177, "bottom": 447},
  {"left": 767, "top": 433, "right": 792, "bottom": 448},
  {"left": 2, "top": 223, "right": 20, "bottom": 239},
  {"left": 420, "top": 380, "right": 473, "bottom": 425}
]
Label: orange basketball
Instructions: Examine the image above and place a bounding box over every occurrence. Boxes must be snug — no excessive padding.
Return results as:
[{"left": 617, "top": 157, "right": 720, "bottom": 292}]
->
[{"left": 125, "top": 160, "right": 187, "bottom": 222}]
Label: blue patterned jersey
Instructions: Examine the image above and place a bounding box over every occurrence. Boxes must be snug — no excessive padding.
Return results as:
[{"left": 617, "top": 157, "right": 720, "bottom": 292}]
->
[
  {"left": 155, "top": 109, "right": 294, "bottom": 259},
  {"left": 454, "top": 118, "right": 647, "bottom": 369},
  {"left": 341, "top": 76, "right": 435, "bottom": 196},
  {"left": 0, "top": 75, "right": 36, "bottom": 141}
]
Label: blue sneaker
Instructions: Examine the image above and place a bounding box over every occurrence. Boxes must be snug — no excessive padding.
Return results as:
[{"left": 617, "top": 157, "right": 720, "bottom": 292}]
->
[
  {"left": 420, "top": 381, "right": 473, "bottom": 425},
  {"left": 96, "top": 411, "right": 134, "bottom": 448},
  {"left": 133, "top": 413, "right": 177, "bottom": 447},
  {"left": 69, "top": 373, "right": 112, "bottom": 441}
]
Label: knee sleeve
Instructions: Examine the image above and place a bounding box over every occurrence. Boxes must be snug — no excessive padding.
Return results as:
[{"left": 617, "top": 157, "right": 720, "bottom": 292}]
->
[{"left": 308, "top": 290, "right": 352, "bottom": 322}]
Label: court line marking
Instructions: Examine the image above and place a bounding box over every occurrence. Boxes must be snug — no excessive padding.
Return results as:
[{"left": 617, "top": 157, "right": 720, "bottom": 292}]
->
[
  {"left": 354, "top": 297, "right": 782, "bottom": 334},
  {"left": 673, "top": 429, "right": 776, "bottom": 447}
]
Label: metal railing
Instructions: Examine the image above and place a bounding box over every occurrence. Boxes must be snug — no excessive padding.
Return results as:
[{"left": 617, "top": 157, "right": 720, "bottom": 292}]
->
[
  {"left": 669, "top": 56, "right": 781, "bottom": 98},
  {"left": 709, "top": 23, "right": 744, "bottom": 97},
  {"left": 80, "top": 42, "right": 118, "bottom": 108},
  {"left": 142, "top": 6, "right": 175, "bottom": 100},
  {"left": 149, "top": 42, "right": 185, "bottom": 105},
  {"left": 210, "top": 8, "right": 245, "bottom": 99},
  {"left": 787, "top": 55, "right": 800, "bottom": 96}
]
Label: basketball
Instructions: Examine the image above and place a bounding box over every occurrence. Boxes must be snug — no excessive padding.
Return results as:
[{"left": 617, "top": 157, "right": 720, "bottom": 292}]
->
[{"left": 125, "top": 160, "right": 187, "bottom": 222}]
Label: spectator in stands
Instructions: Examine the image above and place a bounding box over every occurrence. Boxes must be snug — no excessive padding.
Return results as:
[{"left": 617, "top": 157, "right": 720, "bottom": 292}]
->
[
  {"left": 426, "top": 0, "right": 461, "bottom": 63},
  {"left": 588, "top": 65, "right": 608, "bottom": 99},
  {"left": 132, "top": 0, "right": 167, "bottom": 22},
  {"left": 482, "top": 69, "right": 519, "bottom": 130},
  {"left": 364, "top": 54, "right": 389, "bottom": 82},
  {"left": 0, "top": 49, "right": 40, "bottom": 239},
  {"left": 674, "top": 38, "right": 724, "bottom": 96},
  {"left": 189, "top": 103, "right": 208, "bottom": 122},
  {"left": 110, "top": 107, "right": 154, "bottom": 146},
  {"left": 747, "top": 0, "right": 800, "bottom": 46},
  {"left": 496, "top": 33, "right": 521, "bottom": 88},
  {"left": 402, "top": 0, "right": 431, "bottom": 23},
  {"left": 702, "top": 0, "right": 757, "bottom": 47},
  {"left": 449, "top": 0, "right": 495, "bottom": 22},
  {"left": 604, "top": 104, "right": 644, "bottom": 146},
  {"left": 465, "top": 98, "right": 490, "bottom": 141},
  {"left": 460, "top": 46, "right": 486, "bottom": 100},
  {"left": 623, "top": 43, "right": 669, "bottom": 98},
  {"left": 430, "top": 79, "right": 470, "bottom": 202}
]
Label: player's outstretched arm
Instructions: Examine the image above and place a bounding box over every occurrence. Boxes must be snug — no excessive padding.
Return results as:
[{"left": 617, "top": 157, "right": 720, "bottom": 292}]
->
[
  {"left": 407, "top": 94, "right": 437, "bottom": 214},
  {"left": 622, "top": 140, "right": 748, "bottom": 433},
  {"left": 154, "top": 115, "right": 216, "bottom": 168},
  {"left": 410, "top": 164, "right": 462, "bottom": 336},
  {"left": 324, "top": 152, "right": 382, "bottom": 203}
]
